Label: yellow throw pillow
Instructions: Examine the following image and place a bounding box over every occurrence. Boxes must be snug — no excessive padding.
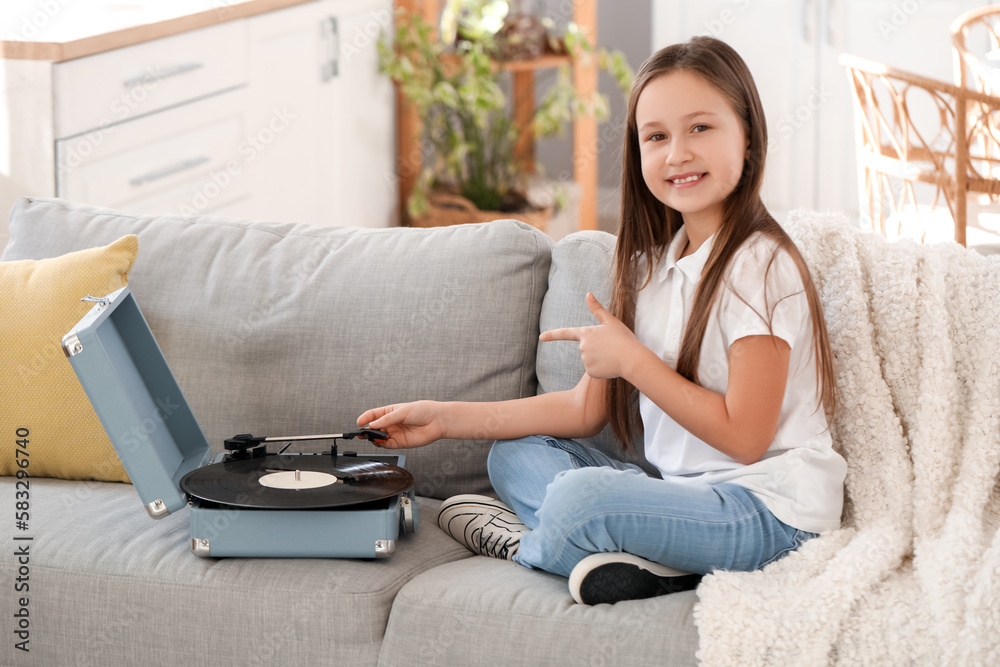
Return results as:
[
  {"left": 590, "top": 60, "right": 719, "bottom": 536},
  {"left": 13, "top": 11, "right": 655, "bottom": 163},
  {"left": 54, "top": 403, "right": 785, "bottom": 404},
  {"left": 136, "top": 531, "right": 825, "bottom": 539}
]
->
[{"left": 1, "top": 235, "right": 139, "bottom": 482}]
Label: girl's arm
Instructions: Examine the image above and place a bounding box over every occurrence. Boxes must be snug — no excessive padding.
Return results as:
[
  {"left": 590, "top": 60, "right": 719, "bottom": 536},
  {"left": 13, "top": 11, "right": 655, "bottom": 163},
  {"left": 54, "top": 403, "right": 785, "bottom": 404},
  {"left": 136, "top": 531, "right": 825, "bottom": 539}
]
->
[
  {"left": 541, "top": 293, "right": 788, "bottom": 465},
  {"left": 357, "top": 372, "right": 609, "bottom": 449},
  {"left": 624, "top": 334, "right": 788, "bottom": 465}
]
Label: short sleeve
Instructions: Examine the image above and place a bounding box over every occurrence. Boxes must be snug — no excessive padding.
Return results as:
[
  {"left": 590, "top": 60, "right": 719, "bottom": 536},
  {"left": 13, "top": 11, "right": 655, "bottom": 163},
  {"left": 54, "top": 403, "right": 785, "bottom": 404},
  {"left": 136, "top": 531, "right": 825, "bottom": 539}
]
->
[{"left": 716, "top": 237, "right": 808, "bottom": 349}]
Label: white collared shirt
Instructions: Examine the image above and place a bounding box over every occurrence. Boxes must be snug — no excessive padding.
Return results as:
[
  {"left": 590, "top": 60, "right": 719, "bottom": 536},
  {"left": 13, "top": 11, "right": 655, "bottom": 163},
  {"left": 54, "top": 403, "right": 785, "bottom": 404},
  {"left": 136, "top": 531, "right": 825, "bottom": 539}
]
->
[{"left": 634, "top": 227, "right": 846, "bottom": 533}]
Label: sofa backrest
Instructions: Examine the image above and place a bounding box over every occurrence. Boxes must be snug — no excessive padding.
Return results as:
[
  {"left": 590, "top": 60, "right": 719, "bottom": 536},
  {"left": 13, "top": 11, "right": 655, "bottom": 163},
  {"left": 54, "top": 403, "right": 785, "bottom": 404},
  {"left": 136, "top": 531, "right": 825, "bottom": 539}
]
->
[
  {"left": 3, "top": 198, "right": 553, "bottom": 499},
  {"left": 537, "top": 231, "right": 659, "bottom": 475}
]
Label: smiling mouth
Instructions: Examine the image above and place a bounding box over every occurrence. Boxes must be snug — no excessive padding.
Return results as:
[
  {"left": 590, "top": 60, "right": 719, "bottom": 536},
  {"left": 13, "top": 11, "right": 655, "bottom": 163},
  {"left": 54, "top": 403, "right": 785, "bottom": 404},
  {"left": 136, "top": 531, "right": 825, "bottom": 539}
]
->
[{"left": 669, "top": 173, "right": 706, "bottom": 185}]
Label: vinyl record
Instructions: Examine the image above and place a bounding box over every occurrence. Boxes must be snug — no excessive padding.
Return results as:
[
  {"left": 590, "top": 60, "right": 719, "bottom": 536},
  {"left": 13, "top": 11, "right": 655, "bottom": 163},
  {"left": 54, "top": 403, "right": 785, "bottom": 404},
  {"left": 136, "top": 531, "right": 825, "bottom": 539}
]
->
[{"left": 179, "top": 454, "right": 415, "bottom": 509}]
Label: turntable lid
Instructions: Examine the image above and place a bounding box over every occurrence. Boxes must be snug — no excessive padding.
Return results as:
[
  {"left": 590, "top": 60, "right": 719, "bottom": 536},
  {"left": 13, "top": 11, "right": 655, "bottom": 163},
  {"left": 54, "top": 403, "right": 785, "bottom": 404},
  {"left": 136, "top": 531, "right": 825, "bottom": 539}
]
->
[{"left": 63, "top": 286, "right": 212, "bottom": 518}]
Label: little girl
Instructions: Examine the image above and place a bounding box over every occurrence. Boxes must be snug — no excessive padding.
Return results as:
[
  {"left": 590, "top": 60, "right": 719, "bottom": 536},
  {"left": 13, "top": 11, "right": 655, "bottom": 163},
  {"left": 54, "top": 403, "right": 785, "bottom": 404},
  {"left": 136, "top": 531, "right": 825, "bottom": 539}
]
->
[{"left": 358, "top": 36, "right": 845, "bottom": 605}]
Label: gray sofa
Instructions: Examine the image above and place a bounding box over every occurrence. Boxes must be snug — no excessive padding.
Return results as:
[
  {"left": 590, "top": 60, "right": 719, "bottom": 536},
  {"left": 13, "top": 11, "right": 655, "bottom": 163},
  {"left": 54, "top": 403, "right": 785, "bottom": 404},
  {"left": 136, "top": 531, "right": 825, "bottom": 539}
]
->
[{"left": 1, "top": 198, "right": 698, "bottom": 667}]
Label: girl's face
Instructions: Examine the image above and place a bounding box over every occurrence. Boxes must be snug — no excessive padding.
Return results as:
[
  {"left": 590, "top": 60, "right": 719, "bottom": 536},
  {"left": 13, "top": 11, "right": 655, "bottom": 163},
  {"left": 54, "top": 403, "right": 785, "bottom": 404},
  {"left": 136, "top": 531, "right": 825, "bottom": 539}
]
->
[{"left": 635, "top": 69, "right": 748, "bottom": 230}]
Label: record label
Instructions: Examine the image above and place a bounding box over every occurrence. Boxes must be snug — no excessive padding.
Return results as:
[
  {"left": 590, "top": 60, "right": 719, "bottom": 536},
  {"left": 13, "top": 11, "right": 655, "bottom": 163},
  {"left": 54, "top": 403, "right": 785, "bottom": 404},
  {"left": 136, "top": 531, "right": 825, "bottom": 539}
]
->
[{"left": 259, "top": 470, "right": 338, "bottom": 490}]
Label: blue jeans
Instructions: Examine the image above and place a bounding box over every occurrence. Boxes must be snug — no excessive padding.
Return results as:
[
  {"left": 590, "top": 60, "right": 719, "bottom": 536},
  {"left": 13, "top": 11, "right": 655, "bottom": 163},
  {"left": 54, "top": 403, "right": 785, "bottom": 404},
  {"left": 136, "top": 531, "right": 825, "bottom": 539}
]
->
[{"left": 487, "top": 435, "right": 817, "bottom": 578}]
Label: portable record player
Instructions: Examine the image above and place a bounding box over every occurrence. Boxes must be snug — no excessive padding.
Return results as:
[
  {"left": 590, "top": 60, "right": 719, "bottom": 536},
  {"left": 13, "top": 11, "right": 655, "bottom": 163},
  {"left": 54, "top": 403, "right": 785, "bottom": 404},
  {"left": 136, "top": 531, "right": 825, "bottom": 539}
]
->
[{"left": 61, "top": 286, "right": 418, "bottom": 559}]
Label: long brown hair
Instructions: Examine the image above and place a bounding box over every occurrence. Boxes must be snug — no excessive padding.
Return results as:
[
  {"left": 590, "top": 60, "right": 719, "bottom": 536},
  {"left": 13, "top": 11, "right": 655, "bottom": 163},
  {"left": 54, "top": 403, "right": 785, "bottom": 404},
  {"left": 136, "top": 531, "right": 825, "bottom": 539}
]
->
[{"left": 608, "top": 36, "right": 836, "bottom": 451}]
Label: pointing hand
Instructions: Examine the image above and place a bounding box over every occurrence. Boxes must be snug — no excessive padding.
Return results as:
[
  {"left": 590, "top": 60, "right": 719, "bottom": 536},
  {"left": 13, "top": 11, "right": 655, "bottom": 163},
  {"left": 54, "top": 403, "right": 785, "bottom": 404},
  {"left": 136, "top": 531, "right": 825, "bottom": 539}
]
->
[{"left": 539, "top": 293, "right": 642, "bottom": 380}]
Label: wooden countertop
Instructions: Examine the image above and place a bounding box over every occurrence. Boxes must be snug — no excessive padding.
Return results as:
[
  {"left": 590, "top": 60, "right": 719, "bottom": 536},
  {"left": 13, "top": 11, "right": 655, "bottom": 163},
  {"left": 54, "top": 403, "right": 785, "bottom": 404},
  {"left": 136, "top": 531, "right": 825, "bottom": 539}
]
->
[{"left": 1, "top": 0, "right": 315, "bottom": 62}]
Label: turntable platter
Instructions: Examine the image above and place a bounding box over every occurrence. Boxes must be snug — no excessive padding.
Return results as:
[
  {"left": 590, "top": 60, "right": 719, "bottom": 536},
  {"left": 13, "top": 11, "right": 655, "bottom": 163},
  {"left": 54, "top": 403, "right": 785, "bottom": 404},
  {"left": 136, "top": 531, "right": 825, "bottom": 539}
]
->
[{"left": 180, "top": 454, "right": 415, "bottom": 509}]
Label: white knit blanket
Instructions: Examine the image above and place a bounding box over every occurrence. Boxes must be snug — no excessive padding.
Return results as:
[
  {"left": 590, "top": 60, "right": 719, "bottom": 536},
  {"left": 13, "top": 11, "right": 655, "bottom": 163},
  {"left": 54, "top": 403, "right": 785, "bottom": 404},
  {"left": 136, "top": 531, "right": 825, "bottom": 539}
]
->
[{"left": 693, "top": 210, "right": 1000, "bottom": 665}]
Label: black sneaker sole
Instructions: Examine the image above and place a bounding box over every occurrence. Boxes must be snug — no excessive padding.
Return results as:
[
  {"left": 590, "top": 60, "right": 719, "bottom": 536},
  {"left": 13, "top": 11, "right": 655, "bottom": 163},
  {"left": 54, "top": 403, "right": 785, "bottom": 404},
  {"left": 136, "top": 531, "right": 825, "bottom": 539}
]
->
[{"left": 578, "top": 562, "right": 702, "bottom": 605}]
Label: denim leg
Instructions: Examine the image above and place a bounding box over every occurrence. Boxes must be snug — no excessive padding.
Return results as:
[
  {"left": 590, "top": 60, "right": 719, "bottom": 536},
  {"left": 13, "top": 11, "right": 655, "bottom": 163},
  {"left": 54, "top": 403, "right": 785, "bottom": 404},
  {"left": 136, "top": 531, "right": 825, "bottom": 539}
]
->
[
  {"left": 515, "top": 468, "right": 815, "bottom": 578},
  {"left": 486, "top": 435, "right": 642, "bottom": 530}
]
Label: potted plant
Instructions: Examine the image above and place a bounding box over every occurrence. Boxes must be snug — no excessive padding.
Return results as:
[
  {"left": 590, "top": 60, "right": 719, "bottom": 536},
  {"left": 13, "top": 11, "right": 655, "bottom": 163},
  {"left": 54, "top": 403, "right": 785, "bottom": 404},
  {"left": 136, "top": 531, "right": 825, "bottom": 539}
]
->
[{"left": 378, "top": 3, "right": 633, "bottom": 228}]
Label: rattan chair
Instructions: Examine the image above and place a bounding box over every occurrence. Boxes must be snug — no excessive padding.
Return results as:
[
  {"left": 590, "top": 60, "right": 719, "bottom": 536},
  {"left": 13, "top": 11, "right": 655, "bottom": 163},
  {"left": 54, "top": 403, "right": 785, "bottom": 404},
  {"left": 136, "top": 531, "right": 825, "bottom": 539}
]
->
[
  {"left": 953, "top": 5, "right": 1000, "bottom": 94},
  {"left": 840, "top": 53, "right": 1000, "bottom": 246}
]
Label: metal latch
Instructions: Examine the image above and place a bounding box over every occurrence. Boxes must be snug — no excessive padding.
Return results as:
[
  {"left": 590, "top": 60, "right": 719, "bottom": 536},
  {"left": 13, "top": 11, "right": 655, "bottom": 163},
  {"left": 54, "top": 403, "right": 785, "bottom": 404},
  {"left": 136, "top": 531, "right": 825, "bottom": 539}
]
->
[{"left": 81, "top": 295, "right": 111, "bottom": 308}]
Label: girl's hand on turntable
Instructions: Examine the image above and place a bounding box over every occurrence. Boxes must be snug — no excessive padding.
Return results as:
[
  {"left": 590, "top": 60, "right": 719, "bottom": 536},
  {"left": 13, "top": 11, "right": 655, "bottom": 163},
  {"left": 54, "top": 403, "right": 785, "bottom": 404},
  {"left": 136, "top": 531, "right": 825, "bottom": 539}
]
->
[{"left": 357, "top": 401, "right": 445, "bottom": 448}]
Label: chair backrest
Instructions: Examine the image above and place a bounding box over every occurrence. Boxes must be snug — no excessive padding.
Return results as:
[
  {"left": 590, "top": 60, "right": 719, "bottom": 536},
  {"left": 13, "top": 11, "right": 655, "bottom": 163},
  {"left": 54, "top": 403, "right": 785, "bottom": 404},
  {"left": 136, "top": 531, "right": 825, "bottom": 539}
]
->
[
  {"left": 840, "top": 53, "right": 1000, "bottom": 246},
  {"left": 840, "top": 54, "right": 967, "bottom": 244},
  {"left": 952, "top": 8, "right": 1000, "bottom": 245},
  {"left": 952, "top": 6, "right": 1000, "bottom": 94}
]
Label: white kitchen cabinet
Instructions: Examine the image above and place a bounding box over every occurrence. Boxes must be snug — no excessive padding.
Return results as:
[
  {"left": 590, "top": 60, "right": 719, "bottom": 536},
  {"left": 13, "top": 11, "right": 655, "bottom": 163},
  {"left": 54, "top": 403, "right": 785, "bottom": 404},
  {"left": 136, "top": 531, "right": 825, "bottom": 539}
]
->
[
  {"left": 51, "top": 19, "right": 249, "bottom": 141},
  {"left": 49, "top": 19, "right": 254, "bottom": 219},
  {"left": 652, "top": 0, "right": 993, "bottom": 220},
  {"left": 319, "top": 6, "right": 397, "bottom": 228},
  {"left": 57, "top": 90, "right": 252, "bottom": 216},
  {"left": 244, "top": 0, "right": 397, "bottom": 227},
  {"left": 0, "top": 0, "right": 395, "bottom": 249}
]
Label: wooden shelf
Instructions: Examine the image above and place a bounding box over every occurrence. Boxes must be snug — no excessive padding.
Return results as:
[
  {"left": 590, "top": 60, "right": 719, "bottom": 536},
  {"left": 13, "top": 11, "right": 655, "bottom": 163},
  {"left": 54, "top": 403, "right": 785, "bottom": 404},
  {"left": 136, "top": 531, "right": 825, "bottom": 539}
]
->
[
  {"left": 500, "top": 54, "right": 572, "bottom": 71},
  {"left": 393, "top": 0, "right": 598, "bottom": 231},
  {"left": 437, "top": 51, "right": 571, "bottom": 73}
]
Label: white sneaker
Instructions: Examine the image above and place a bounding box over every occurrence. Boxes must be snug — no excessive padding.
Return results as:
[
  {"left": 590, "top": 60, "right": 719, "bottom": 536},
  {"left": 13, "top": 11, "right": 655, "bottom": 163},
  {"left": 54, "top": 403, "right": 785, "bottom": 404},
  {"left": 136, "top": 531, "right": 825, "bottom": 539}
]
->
[
  {"left": 437, "top": 494, "right": 529, "bottom": 560},
  {"left": 568, "top": 552, "right": 702, "bottom": 605}
]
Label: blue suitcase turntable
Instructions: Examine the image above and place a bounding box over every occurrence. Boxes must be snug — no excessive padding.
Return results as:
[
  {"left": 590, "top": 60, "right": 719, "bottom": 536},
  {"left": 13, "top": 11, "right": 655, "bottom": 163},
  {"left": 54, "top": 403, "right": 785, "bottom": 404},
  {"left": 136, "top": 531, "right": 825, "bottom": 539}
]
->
[{"left": 61, "top": 286, "right": 418, "bottom": 559}]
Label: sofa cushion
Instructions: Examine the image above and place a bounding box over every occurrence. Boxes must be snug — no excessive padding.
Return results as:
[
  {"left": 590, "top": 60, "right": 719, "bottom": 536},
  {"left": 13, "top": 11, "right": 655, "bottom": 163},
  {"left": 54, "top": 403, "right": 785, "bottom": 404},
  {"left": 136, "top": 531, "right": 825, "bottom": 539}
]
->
[
  {"left": 0, "top": 477, "right": 470, "bottom": 666},
  {"left": 2, "top": 198, "right": 553, "bottom": 499},
  {"left": 377, "top": 556, "right": 699, "bottom": 666},
  {"left": 0, "top": 234, "right": 137, "bottom": 482},
  {"left": 536, "top": 230, "right": 658, "bottom": 474}
]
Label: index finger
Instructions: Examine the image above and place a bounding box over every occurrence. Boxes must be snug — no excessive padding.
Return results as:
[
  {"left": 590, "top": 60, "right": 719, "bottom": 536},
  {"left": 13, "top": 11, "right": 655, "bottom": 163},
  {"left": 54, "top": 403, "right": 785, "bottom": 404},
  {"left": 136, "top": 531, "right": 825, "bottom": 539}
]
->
[
  {"left": 357, "top": 405, "right": 398, "bottom": 427},
  {"left": 539, "top": 327, "right": 585, "bottom": 342}
]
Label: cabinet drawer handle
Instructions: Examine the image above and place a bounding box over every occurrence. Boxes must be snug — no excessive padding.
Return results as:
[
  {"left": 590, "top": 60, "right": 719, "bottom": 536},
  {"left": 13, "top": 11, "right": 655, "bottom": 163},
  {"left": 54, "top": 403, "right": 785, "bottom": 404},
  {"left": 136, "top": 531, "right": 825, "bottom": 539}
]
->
[
  {"left": 123, "top": 62, "right": 205, "bottom": 89},
  {"left": 800, "top": 0, "right": 815, "bottom": 43},
  {"left": 130, "top": 155, "right": 210, "bottom": 187},
  {"left": 322, "top": 17, "right": 339, "bottom": 82}
]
